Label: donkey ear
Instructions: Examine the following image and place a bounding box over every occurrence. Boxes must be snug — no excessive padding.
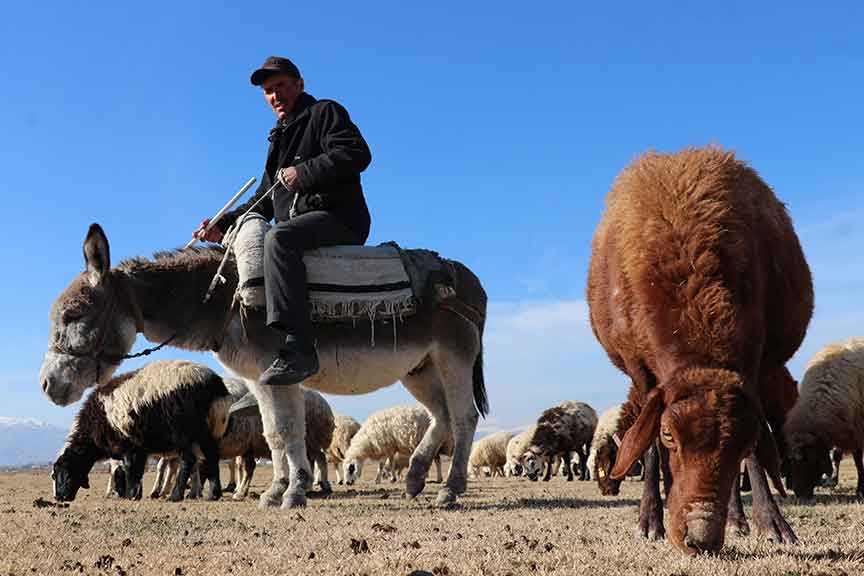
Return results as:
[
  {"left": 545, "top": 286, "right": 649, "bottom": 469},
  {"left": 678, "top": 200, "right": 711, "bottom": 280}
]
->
[
  {"left": 83, "top": 223, "right": 110, "bottom": 286},
  {"left": 611, "top": 387, "right": 664, "bottom": 479},
  {"left": 755, "top": 421, "right": 786, "bottom": 497}
]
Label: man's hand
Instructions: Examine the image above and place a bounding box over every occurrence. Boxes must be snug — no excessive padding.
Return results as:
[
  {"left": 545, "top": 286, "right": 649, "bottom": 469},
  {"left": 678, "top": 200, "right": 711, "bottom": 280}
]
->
[
  {"left": 278, "top": 166, "right": 299, "bottom": 189},
  {"left": 192, "top": 218, "right": 224, "bottom": 243}
]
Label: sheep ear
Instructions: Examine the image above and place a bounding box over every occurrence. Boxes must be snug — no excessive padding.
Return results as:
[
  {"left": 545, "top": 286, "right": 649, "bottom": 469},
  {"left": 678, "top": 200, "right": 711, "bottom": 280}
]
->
[
  {"left": 755, "top": 421, "right": 786, "bottom": 497},
  {"left": 611, "top": 388, "right": 663, "bottom": 480},
  {"left": 83, "top": 223, "right": 110, "bottom": 287}
]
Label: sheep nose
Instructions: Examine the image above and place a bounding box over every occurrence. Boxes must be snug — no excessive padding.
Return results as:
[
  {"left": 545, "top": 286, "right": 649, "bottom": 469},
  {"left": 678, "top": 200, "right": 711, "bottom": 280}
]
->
[{"left": 683, "top": 517, "right": 723, "bottom": 553}]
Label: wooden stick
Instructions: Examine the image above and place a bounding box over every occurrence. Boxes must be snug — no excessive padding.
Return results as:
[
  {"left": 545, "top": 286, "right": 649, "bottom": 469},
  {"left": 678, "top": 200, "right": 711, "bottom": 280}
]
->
[{"left": 185, "top": 176, "right": 257, "bottom": 248}]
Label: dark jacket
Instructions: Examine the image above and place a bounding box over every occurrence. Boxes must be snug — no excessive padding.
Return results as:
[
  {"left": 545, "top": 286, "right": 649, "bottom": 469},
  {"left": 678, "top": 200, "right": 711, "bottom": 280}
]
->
[{"left": 219, "top": 92, "right": 372, "bottom": 241}]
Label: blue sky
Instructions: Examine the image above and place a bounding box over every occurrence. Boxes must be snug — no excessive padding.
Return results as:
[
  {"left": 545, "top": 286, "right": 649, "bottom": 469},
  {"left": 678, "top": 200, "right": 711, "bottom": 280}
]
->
[{"left": 1, "top": 2, "right": 862, "bottom": 432}]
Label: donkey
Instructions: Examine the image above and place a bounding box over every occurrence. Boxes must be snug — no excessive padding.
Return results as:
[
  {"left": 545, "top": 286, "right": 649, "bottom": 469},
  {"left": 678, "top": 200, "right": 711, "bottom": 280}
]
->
[{"left": 40, "top": 224, "right": 488, "bottom": 508}]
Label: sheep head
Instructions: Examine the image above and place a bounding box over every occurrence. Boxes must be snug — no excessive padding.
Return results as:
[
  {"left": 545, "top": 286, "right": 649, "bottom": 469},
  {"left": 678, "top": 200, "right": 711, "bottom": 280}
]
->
[
  {"left": 520, "top": 447, "right": 546, "bottom": 481},
  {"left": 611, "top": 369, "right": 771, "bottom": 554},
  {"left": 783, "top": 433, "right": 832, "bottom": 499},
  {"left": 343, "top": 459, "right": 364, "bottom": 485},
  {"left": 52, "top": 452, "right": 92, "bottom": 502},
  {"left": 594, "top": 442, "right": 624, "bottom": 495}
]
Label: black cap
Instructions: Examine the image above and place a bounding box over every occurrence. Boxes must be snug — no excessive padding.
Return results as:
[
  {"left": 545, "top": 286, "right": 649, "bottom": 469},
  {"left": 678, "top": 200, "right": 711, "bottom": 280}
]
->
[{"left": 250, "top": 56, "right": 301, "bottom": 86}]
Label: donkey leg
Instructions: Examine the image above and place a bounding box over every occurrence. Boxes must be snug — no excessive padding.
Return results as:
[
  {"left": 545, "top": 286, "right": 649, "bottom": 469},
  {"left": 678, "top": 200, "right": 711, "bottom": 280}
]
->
[
  {"left": 247, "top": 380, "right": 294, "bottom": 508},
  {"left": 435, "top": 349, "right": 479, "bottom": 507},
  {"left": 401, "top": 366, "right": 451, "bottom": 499},
  {"left": 276, "top": 386, "right": 311, "bottom": 509}
]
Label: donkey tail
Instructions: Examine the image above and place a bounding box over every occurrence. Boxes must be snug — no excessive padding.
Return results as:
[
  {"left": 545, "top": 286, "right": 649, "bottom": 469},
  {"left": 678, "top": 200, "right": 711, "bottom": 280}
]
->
[{"left": 473, "top": 340, "right": 488, "bottom": 418}]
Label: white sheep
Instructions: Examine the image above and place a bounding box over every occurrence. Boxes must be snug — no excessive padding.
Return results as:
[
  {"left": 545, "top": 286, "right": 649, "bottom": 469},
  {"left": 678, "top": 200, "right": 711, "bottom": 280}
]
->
[
  {"left": 587, "top": 404, "right": 621, "bottom": 477},
  {"left": 469, "top": 431, "right": 514, "bottom": 478},
  {"left": 784, "top": 337, "right": 864, "bottom": 498},
  {"left": 343, "top": 404, "right": 451, "bottom": 486},
  {"left": 327, "top": 413, "right": 361, "bottom": 484},
  {"left": 505, "top": 427, "right": 535, "bottom": 477}
]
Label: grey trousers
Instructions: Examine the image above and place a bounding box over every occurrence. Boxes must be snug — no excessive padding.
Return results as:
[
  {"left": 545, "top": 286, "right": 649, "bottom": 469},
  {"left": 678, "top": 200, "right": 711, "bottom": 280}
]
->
[{"left": 263, "top": 211, "right": 362, "bottom": 346}]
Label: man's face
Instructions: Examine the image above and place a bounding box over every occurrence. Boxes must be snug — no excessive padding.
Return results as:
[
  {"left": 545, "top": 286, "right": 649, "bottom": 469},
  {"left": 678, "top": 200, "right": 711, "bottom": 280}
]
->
[{"left": 262, "top": 73, "right": 304, "bottom": 121}]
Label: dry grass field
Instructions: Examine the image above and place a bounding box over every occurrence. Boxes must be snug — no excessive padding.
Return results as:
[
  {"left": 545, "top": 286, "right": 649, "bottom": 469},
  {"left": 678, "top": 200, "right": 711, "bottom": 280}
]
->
[{"left": 1, "top": 460, "right": 863, "bottom": 576}]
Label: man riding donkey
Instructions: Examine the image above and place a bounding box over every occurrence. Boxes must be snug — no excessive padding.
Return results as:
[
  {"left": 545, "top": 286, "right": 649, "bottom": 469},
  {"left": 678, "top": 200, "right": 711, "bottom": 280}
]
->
[{"left": 193, "top": 56, "right": 372, "bottom": 386}]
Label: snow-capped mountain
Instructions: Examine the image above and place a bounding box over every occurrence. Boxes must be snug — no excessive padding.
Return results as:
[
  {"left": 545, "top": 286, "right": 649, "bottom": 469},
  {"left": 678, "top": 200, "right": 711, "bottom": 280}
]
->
[{"left": 0, "top": 417, "right": 68, "bottom": 467}]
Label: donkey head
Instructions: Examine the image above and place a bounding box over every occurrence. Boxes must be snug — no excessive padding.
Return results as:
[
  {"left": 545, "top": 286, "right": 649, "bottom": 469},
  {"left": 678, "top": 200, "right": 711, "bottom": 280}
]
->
[
  {"left": 39, "top": 224, "right": 137, "bottom": 405},
  {"left": 611, "top": 368, "right": 779, "bottom": 554}
]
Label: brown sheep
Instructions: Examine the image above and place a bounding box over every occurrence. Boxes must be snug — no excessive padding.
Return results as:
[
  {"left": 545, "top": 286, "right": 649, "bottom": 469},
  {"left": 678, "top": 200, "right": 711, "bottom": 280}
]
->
[
  {"left": 587, "top": 146, "right": 813, "bottom": 554},
  {"left": 592, "top": 390, "right": 645, "bottom": 496}
]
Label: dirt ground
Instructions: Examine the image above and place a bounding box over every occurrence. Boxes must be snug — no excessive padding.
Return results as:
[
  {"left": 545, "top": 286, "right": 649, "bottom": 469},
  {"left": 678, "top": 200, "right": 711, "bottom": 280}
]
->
[{"left": 1, "top": 460, "right": 863, "bottom": 576}]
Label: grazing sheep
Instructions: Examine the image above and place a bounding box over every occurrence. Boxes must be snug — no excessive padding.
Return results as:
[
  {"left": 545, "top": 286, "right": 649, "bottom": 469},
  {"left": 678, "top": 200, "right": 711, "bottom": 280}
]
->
[
  {"left": 590, "top": 395, "right": 648, "bottom": 496},
  {"left": 343, "top": 405, "right": 452, "bottom": 486},
  {"left": 469, "top": 431, "right": 514, "bottom": 479},
  {"left": 518, "top": 401, "right": 597, "bottom": 482},
  {"left": 589, "top": 403, "right": 625, "bottom": 495},
  {"left": 588, "top": 147, "right": 813, "bottom": 553},
  {"left": 149, "top": 377, "right": 251, "bottom": 499},
  {"left": 327, "top": 414, "right": 361, "bottom": 484},
  {"left": 784, "top": 338, "right": 864, "bottom": 498},
  {"left": 505, "top": 427, "right": 535, "bottom": 477},
  {"left": 53, "top": 361, "right": 232, "bottom": 502},
  {"left": 148, "top": 382, "right": 335, "bottom": 500}
]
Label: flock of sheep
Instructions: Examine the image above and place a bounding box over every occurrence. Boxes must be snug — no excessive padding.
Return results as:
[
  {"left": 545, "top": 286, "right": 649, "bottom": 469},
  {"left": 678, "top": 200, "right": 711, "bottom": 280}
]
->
[
  {"left": 43, "top": 146, "right": 864, "bottom": 556},
  {"left": 53, "top": 335, "right": 864, "bottom": 510}
]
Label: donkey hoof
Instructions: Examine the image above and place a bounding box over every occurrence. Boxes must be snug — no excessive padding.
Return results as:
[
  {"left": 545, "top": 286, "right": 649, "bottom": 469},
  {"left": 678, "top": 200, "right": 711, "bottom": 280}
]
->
[
  {"left": 435, "top": 488, "right": 458, "bottom": 508},
  {"left": 405, "top": 475, "right": 426, "bottom": 498},
  {"left": 258, "top": 485, "right": 284, "bottom": 509},
  {"left": 281, "top": 491, "right": 307, "bottom": 509}
]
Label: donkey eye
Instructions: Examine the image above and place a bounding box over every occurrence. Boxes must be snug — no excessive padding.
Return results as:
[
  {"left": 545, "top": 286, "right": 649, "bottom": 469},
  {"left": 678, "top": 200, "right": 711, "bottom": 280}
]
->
[{"left": 62, "top": 311, "right": 84, "bottom": 324}]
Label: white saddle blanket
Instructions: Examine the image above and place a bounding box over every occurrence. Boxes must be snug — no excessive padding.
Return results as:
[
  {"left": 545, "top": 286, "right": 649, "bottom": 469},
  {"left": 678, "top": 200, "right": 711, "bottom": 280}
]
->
[{"left": 231, "top": 215, "right": 416, "bottom": 322}]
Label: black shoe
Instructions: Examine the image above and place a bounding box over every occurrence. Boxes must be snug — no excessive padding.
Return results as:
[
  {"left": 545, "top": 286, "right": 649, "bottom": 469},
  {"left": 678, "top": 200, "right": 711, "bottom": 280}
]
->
[{"left": 260, "top": 345, "right": 319, "bottom": 386}]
